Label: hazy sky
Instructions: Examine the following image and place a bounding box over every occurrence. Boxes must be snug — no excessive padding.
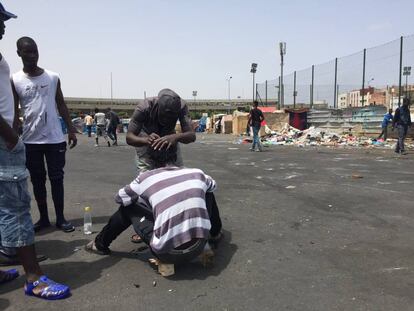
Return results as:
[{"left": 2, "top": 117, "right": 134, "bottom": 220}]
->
[{"left": 1, "top": 0, "right": 413, "bottom": 99}]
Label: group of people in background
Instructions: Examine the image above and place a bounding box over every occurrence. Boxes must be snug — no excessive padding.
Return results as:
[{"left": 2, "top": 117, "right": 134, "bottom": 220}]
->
[
  {"left": 83, "top": 107, "right": 120, "bottom": 147},
  {"left": 378, "top": 98, "right": 412, "bottom": 155}
]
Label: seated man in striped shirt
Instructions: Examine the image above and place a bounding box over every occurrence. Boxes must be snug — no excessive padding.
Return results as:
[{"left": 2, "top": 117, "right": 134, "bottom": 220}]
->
[{"left": 85, "top": 144, "right": 222, "bottom": 265}]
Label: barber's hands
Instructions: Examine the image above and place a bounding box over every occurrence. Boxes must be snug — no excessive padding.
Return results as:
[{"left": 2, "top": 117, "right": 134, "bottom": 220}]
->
[
  {"left": 68, "top": 132, "right": 77, "bottom": 149},
  {"left": 151, "top": 134, "right": 177, "bottom": 151},
  {"left": 146, "top": 133, "right": 160, "bottom": 145}
]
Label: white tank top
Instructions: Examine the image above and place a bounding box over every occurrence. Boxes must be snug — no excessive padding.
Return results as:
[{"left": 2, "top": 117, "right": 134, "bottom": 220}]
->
[
  {"left": 0, "top": 56, "right": 14, "bottom": 127},
  {"left": 12, "top": 69, "right": 65, "bottom": 144}
]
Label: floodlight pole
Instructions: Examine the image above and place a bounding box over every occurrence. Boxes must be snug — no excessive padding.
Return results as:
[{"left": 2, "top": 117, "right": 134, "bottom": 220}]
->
[{"left": 279, "top": 42, "right": 286, "bottom": 108}]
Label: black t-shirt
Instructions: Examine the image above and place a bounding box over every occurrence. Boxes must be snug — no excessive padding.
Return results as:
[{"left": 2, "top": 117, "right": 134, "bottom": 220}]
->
[{"left": 250, "top": 108, "right": 264, "bottom": 127}]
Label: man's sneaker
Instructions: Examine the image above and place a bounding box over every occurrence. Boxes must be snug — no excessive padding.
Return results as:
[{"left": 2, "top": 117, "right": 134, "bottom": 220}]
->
[
  {"left": 94, "top": 144, "right": 99, "bottom": 147},
  {"left": 107, "top": 141, "right": 111, "bottom": 147}
]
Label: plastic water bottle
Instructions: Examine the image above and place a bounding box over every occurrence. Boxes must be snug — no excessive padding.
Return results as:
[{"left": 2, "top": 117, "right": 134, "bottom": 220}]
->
[{"left": 84, "top": 206, "right": 92, "bottom": 235}]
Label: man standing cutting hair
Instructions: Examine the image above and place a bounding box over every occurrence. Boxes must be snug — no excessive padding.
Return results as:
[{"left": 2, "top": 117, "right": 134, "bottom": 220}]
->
[
  {"left": 12, "top": 36, "right": 77, "bottom": 232},
  {"left": 126, "top": 88, "right": 196, "bottom": 171}
]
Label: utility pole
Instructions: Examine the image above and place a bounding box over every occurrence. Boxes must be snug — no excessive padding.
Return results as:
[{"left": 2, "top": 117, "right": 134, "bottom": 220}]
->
[
  {"left": 110, "top": 72, "right": 113, "bottom": 103},
  {"left": 279, "top": 42, "right": 286, "bottom": 108},
  {"left": 250, "top": 63, "right": 257, "bottom": 103},
  {"left": 403, "top": 66, "right": 411, "bottom": 98}
]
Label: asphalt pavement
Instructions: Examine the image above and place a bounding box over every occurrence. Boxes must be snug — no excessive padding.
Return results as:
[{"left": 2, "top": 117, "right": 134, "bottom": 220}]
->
[{"left": 1, "top": 133, "right": 414, "bottom": 311}]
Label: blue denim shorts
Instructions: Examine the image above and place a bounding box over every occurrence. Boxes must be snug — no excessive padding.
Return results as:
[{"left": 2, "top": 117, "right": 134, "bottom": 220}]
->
[{"left": 0, "top": 139, "right": 34, "bottom": 248}]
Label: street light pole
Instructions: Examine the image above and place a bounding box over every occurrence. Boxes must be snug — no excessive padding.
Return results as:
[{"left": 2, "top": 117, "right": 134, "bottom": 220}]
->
[
  {"left": 279, "top": 42, "right": 286, "bottom": 108},
  {"left": 250, "top": 63, "right": 257, "bottom": 103},
  {"left": 192, "top": 90, "right": 197, "bottom": 103},
  {"left": 226, "top": 76, "right": 232, "bottom": 102},
  {"left": 403, "top": 66, "right": 412, "bottom": 98}
]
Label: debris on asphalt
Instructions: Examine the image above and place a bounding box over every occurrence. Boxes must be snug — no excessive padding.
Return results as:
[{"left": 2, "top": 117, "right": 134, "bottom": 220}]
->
[
  {"left": 134, "top": 284, "right": 140, "bottom": 288},
  {"left": 152, "top": 280, "right": 157, "bottom": 287},
  {"left": 286, "top": 185, "right": 296, "bottom": 189},
  {"left": 351, "top": 174, "right": 364, "bottom": 179},
  {"left": 234, "top": 123, "right": 414, "bottom": 150}
]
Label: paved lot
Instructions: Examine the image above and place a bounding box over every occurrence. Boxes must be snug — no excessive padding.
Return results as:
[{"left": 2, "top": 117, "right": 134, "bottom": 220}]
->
[{"left": 1, "top": 133, "right": 414, "bottom": 311}]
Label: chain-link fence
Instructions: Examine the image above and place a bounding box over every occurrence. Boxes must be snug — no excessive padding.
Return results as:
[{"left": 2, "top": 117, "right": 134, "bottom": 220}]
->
[{"left": 257, "top": 35, "right": 414, "bottom": 110}]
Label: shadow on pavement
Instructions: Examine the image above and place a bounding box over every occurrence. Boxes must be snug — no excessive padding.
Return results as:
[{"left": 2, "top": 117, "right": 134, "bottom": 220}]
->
[
  {"left": 93, "top": 230, "right": 237, "bottom": 280},
  {"left": 34, "top": 216, "right": 110, "bottom": 237},
  {"left": 35, "top": 239, "right": 91, "bottom": 260},
  {"left": 171, "top": 230, "right": 237, "bottom": 280},
  {"left": 0, "top": 256, "right": 122, "bottom": 296},
  {"left": 0, "top": 298, "right": 10, "bottom": 310}
]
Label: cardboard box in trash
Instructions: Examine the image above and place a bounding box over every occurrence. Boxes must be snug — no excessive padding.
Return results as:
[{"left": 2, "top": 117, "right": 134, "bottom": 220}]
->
[
  {"left": 221, "top": 115, "right": 233, "bottom": 134},
  {"left": 232, "top": 111, "right": 249, "bottom": 135}
]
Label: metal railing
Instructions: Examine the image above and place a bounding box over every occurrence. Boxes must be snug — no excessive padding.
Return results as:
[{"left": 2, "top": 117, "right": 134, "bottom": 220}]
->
[{"left": 256, "top": 34, "right": 414, "bottom": 109}]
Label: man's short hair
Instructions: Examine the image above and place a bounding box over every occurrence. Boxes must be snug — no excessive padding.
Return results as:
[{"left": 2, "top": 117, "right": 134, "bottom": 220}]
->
[
  {"left": 147, "top": 144, "right": 178, "bottom": 167},
  {"left": 95, "top": 108, "right": 99, "bottom": 113},
  {"left": 253, "top": 101, "right": 259, "bottom": 107},
  {"left": 16, "top": 36, "right": 36, "bottom": 50},
  {"left": 403, "top": 97, "right": 411, "bottom": 105}
]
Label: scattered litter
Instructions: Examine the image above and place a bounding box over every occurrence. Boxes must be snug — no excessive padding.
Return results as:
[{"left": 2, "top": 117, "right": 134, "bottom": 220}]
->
[
  {"left": 134, "top": 284, "right": 140, "bottom": 288},
  {"left": 256, "top": 123, "right": 414, "bottom": 150},
  {"left": 377, "top": 181, "right": 391, "bottom": 185},
  {"left": 256, "top": 176, "right": 263, "bottom": 180},
  {"left": 264, "top": 168, "right": 274, "bottom": 171},
  {"left": 285, "top": 174, "right": 298, "bottom": 180},
  {"left": 351, "top": 174, "right": 364, "bottom": 179},
  {"left": 228, "top": 147, "right": 239, "bottom": 150},
  {"left": 168, "top": 289, "right": 174, "bottom": 292},
  {"left": 73, "top": 247, "right": 81, "bottom": 252},
  {"left": 152, "top": 281, "right": 157, "bottom": 287},
  {"left": 286, "top": 185, "right": 296, "bottom": 189}
]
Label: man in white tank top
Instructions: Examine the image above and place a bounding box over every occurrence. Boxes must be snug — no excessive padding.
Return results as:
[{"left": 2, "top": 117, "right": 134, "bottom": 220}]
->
[
  {"left": 12, "top": 37, "right": 77, "bottom": 233},
  {"left": 0, "top": 3, "right": 70, "bottom": 299}
]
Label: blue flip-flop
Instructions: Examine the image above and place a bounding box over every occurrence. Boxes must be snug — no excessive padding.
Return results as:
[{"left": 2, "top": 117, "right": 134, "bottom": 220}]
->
[
  {"left": 0, "top": 269, "right": 19, "bottom": 285},
  {"left": 25, "top": 276, "right": 70, "bottom": 300}
]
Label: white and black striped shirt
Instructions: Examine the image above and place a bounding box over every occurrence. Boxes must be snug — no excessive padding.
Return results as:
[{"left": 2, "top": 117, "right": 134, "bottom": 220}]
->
[{"left": 115, "top": 166, "right": 216, "bottom": 254}]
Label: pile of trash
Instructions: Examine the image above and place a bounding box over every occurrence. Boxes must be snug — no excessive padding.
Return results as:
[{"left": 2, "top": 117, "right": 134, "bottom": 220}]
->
[{"left": 235, "top": 123, "right": 413, "bottom": 149}]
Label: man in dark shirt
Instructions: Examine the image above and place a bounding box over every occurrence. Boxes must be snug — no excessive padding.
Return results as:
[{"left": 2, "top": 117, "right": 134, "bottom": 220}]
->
[
  {"left": 392, "top": 98, "right": 412, "bottom": 155},
  {"left": 248, "top": 101, "right": 264, "bottom": 152},
  {"left": 126, "top": 88, "right": 196, "bottom": 171},
  {"left": 106, "top": 108, "right": 120, "bottom": 146}
]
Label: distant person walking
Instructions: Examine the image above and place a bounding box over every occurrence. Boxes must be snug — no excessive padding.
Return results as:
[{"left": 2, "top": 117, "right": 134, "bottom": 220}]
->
[
  {"left": 377, "top": 109, "right": 393, "bottom": 141},
  {"left": 392, "top": 98, "right": 412, "bottom": 155},
  {"left": 106, "top": 107, "right": 120, "bottom": 146},
  {"left": 94, "top": 107, "right": 110, "bottom": 147},
  {"left": 248, "top": 101, "right": 264, "bottom": 152},
  {"left": 12, "top": 36, "right": 77, "bottom": 233},
  {"left": 84, "top": 114, "right": 93, "bottom": 137}
]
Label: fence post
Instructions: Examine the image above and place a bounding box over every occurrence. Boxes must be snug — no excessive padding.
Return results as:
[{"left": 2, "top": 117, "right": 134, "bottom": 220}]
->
[
  {"left": 293, "top": 71, "right": 297, "bottom": 108},
  {"left": 278, "top": 76, "right": 281, "bottom": 110},
  {"left": 265, "top": 80, "right": 268, "bottom": 105},
  {"left": 399, "top": 36, "right": 403, "bottom": 107},
  {"left": 255, "top": 83, "right": 258, "bottom": 102},
  {"left": 334, "top": 58, "right": 338, "bottom": 109},
  {"left": 361, "top": 48, "right": 366, "bottom": 106},
  {"left": 311, "top": 65, "right": 314, "bottom": 108}
]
